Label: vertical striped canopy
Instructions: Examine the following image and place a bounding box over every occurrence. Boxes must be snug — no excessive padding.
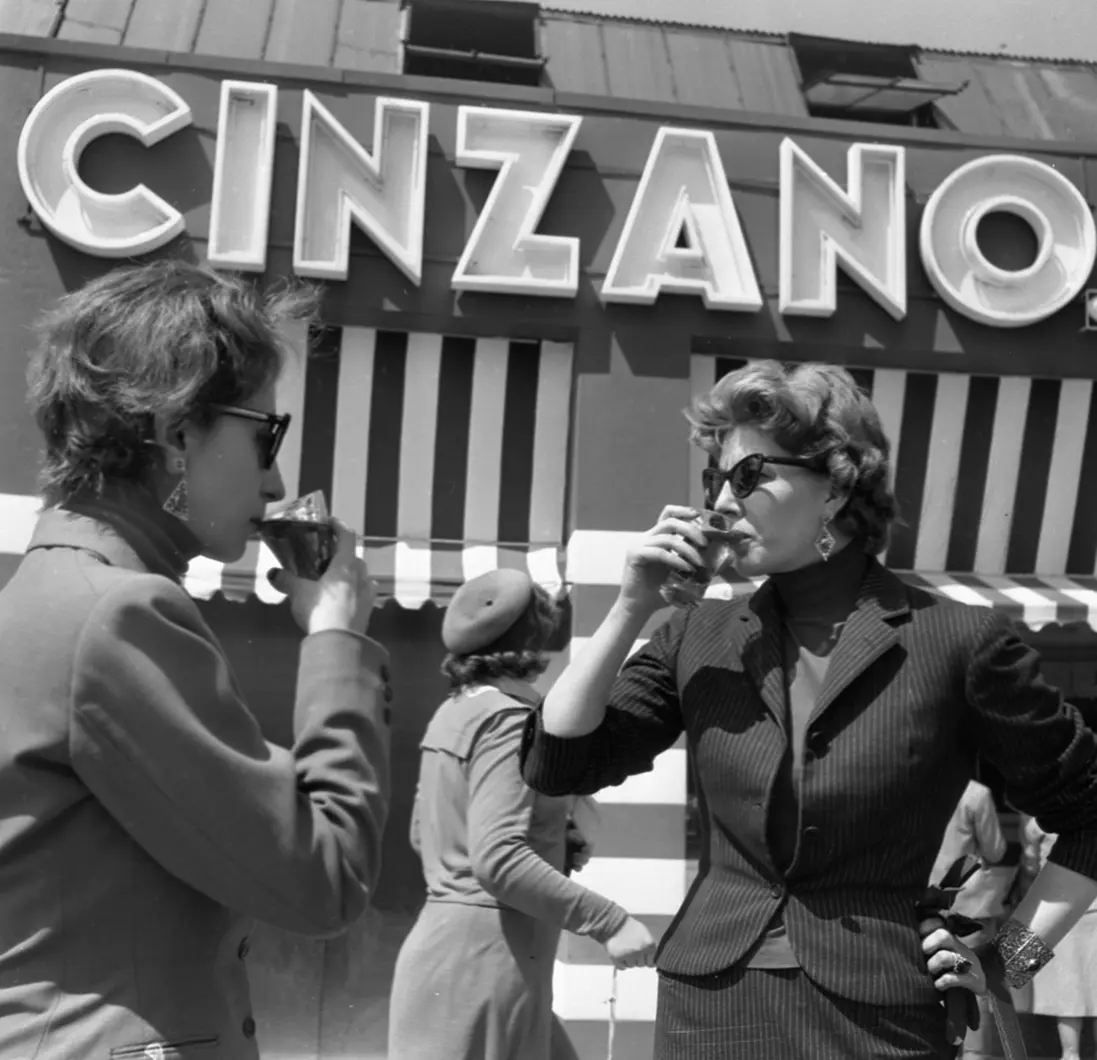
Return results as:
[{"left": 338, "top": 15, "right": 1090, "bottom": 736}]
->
[{"left": 186, "top": 326, "right": 574, "bottom": 609}]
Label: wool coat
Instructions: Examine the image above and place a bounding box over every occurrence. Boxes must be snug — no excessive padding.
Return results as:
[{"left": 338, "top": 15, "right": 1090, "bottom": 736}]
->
[{"left": 0, "top": 494, "right": 392, "bottom": 1060}]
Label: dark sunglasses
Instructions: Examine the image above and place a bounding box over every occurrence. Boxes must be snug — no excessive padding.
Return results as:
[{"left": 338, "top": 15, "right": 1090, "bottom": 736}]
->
[
  {"left": 702, "top": 452, "right": 827, "bottom": 505},
  {"left": 209, "top": 403, "right": 292, "bottom": 470}
]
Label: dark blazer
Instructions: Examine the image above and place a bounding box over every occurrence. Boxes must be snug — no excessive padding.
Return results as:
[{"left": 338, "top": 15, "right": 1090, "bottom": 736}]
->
[
  {"left": 0, "top": 500, "right": 392, "bottom": 1060},
  {"left": 521, "top": 559, "right": 1097, "bottom": 1007}
]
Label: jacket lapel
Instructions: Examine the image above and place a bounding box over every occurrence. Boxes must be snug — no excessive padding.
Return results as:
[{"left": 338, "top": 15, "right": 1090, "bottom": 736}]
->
[
  {"left": 807, "top": 559, "right": 910, "bottom": 728},
  {"left": 734, "top": 580, "right": 788, "bottom": 733}
]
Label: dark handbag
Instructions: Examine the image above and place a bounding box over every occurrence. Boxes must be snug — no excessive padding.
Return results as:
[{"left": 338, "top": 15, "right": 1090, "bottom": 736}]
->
[{"left": 916, "top": 855, "right": 1028, "bottom": 1060}]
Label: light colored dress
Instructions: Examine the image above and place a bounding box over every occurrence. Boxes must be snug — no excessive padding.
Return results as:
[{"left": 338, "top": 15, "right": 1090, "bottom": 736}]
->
[
  {"left": 1024, "top": 816, "right": 1097, "bottom": 1018},
  {"left": 387, "top": 676, "right": 629, "bottom": 1060}
]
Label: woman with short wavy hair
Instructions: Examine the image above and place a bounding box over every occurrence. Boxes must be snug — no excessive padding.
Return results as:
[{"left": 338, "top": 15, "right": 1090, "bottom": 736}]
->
[
  {"left": 389, "top": 569, "right": 653, "bottom": 1060},
  {"left": 0, "top": 259, "right": 390, "bottom": 1060},
  {"left": 521, "top": 358, "right": 1097, "bottom": 1058}
]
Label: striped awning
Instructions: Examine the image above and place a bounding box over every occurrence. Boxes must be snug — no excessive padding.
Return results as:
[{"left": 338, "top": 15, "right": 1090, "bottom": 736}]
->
[
  {"left": 689, "top": 356, "right": 1097, "bottom": 579},
  {"left": 186, "top": 326, "right": 574, "bottom": 608},
  {"left": 701, "top": 570, "right": 1097, "bottom": 632}
]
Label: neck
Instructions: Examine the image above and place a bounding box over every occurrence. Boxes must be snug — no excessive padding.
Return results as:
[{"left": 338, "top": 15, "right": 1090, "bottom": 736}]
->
[
  {"left": 768, "top": 539, "right": 867, "bottom": 627},
  {"left": 63, "top": 480, "right": 202, "bottom": 582}
]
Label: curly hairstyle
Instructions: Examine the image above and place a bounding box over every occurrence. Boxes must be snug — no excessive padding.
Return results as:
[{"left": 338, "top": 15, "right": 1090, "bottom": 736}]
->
[
  {"left": 442, "top": 583, "right": 561, "bottom": 692},
  {"left": 27, "top": 259, "right": 319, "bottom": 507},
  {"left": 684, "top": 360, "right": 898, "bottom": 555}
]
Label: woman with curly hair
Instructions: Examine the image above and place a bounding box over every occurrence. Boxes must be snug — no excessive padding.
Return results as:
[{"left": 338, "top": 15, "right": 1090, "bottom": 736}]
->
[
  {"left": 0, "top": 260, "right": 390, "bottom": 1060},
  {"left": 520, "top": 359, "right": 1097, "bottom": 1058},
  {"left": 388, "top": 569, "right": 655, "bottom": 1060}
]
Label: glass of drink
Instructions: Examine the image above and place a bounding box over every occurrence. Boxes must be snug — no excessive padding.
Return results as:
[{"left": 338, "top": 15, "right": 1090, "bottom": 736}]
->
[
  {"left": 257, "top": 490, "right": 337, "bottom": 581},
  {"left": 659, "top": 510, "right": 735, "bottom": 608}
]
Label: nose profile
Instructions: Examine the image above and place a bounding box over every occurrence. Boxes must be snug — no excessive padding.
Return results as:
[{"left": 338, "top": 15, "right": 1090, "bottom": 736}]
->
[
  {"left": 263, "top": 463, "right": 287, "bottom": 504},
  {"left": 714, "top": 481, "right": 741, "bottom": 514}
]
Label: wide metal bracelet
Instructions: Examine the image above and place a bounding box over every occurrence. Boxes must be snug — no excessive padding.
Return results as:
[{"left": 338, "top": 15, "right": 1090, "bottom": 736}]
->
[{"left": 991, "top": 918, "right": 1055, "bottom": 989}]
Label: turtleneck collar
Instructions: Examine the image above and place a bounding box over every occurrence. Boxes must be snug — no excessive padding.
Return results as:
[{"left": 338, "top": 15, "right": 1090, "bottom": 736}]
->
[
  {"left": 767, "top": 538, "right": 868, "bottom": 628},
  {"left": 60, "top": 480, "right": 203, "bottom": 583}
]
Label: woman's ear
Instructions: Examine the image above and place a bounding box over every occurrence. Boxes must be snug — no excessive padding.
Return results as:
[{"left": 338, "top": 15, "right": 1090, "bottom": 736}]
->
[
  {"left": 151, "top": 412, "right": 188, "bottom": 470},
  {"left": 823, "top": 486, "right": 850, "bottom": 524}
]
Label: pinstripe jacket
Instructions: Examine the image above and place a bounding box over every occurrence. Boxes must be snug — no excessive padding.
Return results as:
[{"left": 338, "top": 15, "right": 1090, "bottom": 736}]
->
[{"left": 521, "top": 559, "right": 1097, "bottom": 1006}]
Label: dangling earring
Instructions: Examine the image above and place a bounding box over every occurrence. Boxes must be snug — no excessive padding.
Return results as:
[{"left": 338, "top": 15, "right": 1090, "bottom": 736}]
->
[
  {"left": 162, "top": 458, "right": 189, "bottom": 522},
  {"left": 815, "top": 519, "right": 836, "bottom": 562}
]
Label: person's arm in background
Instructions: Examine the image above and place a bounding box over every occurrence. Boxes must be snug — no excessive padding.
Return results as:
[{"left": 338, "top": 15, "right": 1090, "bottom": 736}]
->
[
  {"left": 409, "top": 783, "right": 423, "bottom": 857},
  {"left": 471, "top": 708, "right": 656, "bottom": 968},
  {"left": 970, "top": 784, "right": 1008, "bottom": 867},
  {"left": 966, "top": 613, "right": 1097, "bottom": 951}
]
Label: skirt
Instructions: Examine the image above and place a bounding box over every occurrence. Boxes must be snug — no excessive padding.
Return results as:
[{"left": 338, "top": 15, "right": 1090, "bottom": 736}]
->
[
  {"left": 654, "top": 966, "right": 953, "bottom": 1060},
  {"left": 1028, "top": 907, "right": 1097, "bottom": 1018},
  {"left": 388, "top": 901, "right": 577, "bottom": 1060}
]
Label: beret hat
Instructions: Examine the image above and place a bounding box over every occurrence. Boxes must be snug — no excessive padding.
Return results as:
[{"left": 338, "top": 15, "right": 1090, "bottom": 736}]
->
[{"left": 442, "top": 569, "right": 535, "bottom": 655}]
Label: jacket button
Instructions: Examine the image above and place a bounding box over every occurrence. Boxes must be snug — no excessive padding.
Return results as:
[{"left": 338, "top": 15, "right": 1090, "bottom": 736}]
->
[
  {"left": 770, "top": 883, "right": 784, "bottom": 899},
  {"left": 383, "top": 685, "right": 394, "bottom": 703},
  {"left": 803, "top": 825, "right": 820, "bottom": 839},
  {"left": 806, "top": 732, "right": 828, "bottom": 757},
  {"left": 380, "top": 664, "right": 391, "bottom": 683},
  {"left": 238, "top": 937, "right": 250, "bottom": 960},
  {"left": 242, "top": 1016, "right": 257, "bottom": 1038}
]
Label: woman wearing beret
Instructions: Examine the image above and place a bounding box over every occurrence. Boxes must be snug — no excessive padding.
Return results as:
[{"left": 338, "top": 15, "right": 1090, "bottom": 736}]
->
[
  {"left": 388, "top": 569, "right": 656, "bottom": 1060},
  {"left": 0, "top": 261, "right": 390, "bottom": 1060},
  {"left": 521, "top": 359, "right": 1097, "bottom": 1059}
]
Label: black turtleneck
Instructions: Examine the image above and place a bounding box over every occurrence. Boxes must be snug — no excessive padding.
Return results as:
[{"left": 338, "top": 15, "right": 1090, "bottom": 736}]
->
[
  {"left": 745, "top": 540, "right": 869, "bottom": 970},
  {"left": 63, "top": 482, "right": 203, "bottom": 583}
]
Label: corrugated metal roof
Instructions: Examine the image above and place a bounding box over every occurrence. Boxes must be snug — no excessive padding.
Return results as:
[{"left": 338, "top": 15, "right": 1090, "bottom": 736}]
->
[
  {"left": 542, "top": 14, "right": 807, "bottom": 117},
  {"left": 541, "top": 1, "right": 1097, "bottom": 66},
  {"left": 3, "top": 0, "right": 1096, "bottom": 142},
  {"left": 917, "top": 52, "right": 1097, "bottom": 141},
  {"left": 0, "top": 0, "right": 404, "bottom": 75}
]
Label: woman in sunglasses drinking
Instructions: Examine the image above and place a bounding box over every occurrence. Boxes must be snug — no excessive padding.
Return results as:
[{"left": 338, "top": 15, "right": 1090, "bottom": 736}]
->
[
  {"left": 521, "top": 359, "right": 1097, "bottom": 1059},
  {"left": 0, "top": 260, "right": 391, "bottom": 1060}
]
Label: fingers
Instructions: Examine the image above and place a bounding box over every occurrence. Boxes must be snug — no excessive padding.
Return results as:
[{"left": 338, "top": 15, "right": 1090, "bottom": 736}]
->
[
  {"left": 614, "top": 950, "right": 656, "bottom": 970},
  {"left": 656, "top": 516, "right": 709, "bottom": 549},
  {"left": 267, "top": 566, "right": 293, "bottom": 594},
  {"left": 920, "top": 923, "right": 950, "bottom": 948},
  {"left": 331, "top": 518, "right": 357, "bottom": 560},
  {"left": 638, "top": 535, "right": 705, "bottom": 571},
  {"left": 923, "top": 932, "right": 986, "bottom": 995},
  {"left": 658, "top": 504, "right": 701, "bottom": 524}
]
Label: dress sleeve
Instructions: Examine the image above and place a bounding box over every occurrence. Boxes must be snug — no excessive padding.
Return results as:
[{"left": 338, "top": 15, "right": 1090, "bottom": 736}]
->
[
  {"left": 69, "top": 575, "right": 391, "bottom": 938},
  {"left": 965, "top": 609, "right": 1097, "bottom": 880},
  {"left": 520, "top": 608, "right": 688, "bottom": 797},
  {"left": 467, "top": 707, "right": 630, "bottom": 945},
  {"left": 409, "top": 783, "right": 423, "bottom": 856}
]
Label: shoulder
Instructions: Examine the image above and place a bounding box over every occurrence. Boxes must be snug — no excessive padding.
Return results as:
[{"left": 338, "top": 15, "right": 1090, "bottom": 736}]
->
[
  {"left": 886, "top": 571, "right": 1001, "bottom": 645},
  {"left": 423, "top": 688, "right": 531, "bottom": 759},
  {"left": 74, "top": 568, "right": 213, "bottom": 662}
]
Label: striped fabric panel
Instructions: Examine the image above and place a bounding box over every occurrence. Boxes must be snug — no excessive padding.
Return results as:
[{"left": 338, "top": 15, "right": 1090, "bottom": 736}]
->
[
  {"left": 688, "top": 356, "right": 1097, "bottom": 577},
  {"left": 188, "top": 328, "right": 574, "bottom": 608}
]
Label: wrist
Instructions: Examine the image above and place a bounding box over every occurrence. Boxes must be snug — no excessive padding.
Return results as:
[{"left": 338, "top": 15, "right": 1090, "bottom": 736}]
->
[
  {"left": 985, "top": 918, "right": 1055, "bottom": 989},
  {"left": 307, "top": 611, "right": 355, "bottom": 636},
  {"left": 609, "top": 595, "right": 659, "bottom": 630}
]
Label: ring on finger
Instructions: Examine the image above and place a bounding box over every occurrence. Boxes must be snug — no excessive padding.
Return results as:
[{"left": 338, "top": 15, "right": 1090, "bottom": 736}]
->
[{"left": 952, "top": 955, "right": 971, "bottom": 976}]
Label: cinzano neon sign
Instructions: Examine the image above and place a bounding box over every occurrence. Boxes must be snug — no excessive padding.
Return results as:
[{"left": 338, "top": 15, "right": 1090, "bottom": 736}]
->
[{"left": 16, "top": 69, "right": 1097, "bottom": 329}]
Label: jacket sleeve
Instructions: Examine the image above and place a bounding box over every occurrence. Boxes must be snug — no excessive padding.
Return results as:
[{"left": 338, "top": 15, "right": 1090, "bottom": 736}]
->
[
  {"left": 468, "top": 707, "right": 630, "bottom": 944},
  {"left": 965, "top": 609, "right": 1097, "bottom": 881},
  {"left": 520, "top": 607, "right": 687, "bottom": 797},
  {"left": 68, "top": 575, "right": 391, "bottom": 938}
]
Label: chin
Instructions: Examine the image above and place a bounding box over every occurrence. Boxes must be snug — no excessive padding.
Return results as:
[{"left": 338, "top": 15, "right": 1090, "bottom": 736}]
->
[{"left": 203, "top": 536, "right": 250, "bottom": 565}]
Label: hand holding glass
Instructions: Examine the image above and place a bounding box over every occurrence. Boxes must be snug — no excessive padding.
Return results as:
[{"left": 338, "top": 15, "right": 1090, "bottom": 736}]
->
[{"left": 659, "top": 510, "right": 735, "bottom": 608}]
